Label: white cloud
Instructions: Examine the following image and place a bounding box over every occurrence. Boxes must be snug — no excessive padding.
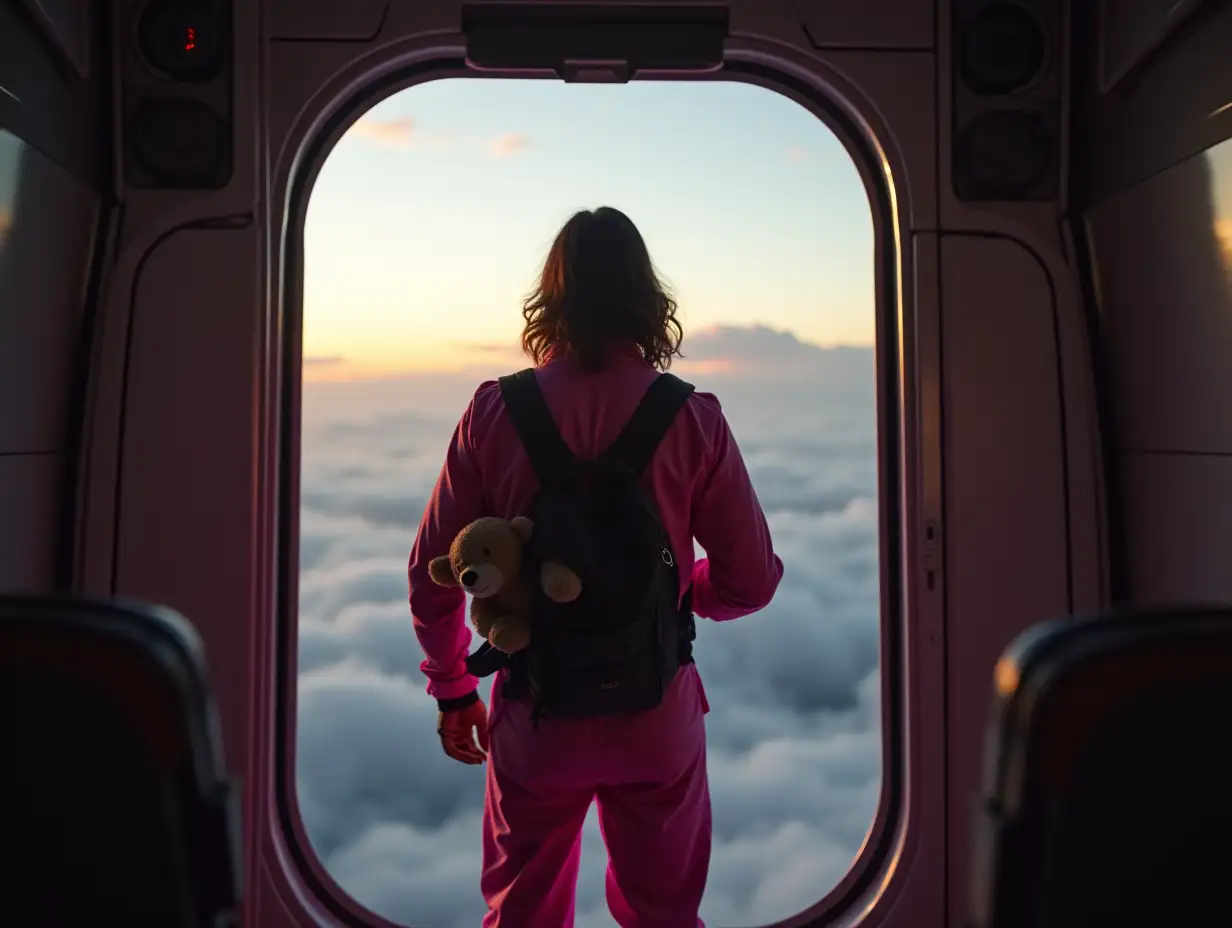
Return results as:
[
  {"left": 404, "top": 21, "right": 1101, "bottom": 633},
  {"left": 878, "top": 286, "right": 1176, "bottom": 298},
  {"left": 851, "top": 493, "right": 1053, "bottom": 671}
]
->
[
  {"left": 488, "top": 131, "right": 529, "bottom": 158},
  {"left": 349, "top": 117, "right": 416, "bottom": 149},
  {"left": 683, "top": 324, "right": 874, "bottom": 382},
  {"left": 295, "top": 330, "right": 883, "bottom": 926},
  {"left": 347, "top": 117, "right": 460, "bottom": 153}
]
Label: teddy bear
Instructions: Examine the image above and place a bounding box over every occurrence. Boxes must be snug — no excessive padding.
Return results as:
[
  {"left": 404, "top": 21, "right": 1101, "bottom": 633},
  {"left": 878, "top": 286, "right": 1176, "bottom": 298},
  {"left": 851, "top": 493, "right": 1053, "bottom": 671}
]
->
[{"left": 427, "top": 515, "right": 583, "bottom": 654}]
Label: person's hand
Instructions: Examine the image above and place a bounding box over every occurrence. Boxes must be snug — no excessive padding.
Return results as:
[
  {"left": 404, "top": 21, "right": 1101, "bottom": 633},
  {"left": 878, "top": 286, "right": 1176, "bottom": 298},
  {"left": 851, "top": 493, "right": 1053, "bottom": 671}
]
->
[{"left": 438, "top": 698, "right": 490, "bottom": 764}]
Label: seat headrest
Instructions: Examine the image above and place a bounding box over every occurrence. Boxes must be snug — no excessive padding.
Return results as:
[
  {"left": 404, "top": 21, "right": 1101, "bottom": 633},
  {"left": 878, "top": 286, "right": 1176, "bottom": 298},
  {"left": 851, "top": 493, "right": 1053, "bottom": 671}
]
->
[{"left": 0, "top": 594, "right": 242, "bottom": 928}]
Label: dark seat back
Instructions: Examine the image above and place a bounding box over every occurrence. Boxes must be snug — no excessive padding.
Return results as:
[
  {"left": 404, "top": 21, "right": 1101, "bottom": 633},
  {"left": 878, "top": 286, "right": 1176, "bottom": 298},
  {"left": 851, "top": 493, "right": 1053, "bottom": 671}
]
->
[
  {"left": 968, "top": 605, "right": 1232, "bottom": 928},
  {"left": 0, "top": 594, "right": 241, "bottom": 928}
]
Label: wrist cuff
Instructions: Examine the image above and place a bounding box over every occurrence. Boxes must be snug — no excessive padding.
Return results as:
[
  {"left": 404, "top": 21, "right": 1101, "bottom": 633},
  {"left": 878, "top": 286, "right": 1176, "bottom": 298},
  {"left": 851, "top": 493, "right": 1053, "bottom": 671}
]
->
[{"left": 436, "top": 690, "right": 479, "bottom": 712}]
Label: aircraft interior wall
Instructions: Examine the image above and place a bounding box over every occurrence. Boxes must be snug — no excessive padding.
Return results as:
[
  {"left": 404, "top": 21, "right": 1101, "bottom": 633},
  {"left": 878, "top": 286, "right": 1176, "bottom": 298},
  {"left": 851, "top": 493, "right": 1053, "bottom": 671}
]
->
[
  {"left": 0, "top": 1, "right": 108, "bottom": 592},
  {"left": 1074, "top": 0, "right": 1232, "bottom": 606},
  {"left": 0, "top": 0, "right": 1228, "bottom": 926}
]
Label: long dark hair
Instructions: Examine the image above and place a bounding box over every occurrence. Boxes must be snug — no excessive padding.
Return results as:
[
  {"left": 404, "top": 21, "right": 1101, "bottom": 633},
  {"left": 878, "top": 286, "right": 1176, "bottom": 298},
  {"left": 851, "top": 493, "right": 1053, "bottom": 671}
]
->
[{"left": 521, "top": 207, "right": 684, "bottom": 371}]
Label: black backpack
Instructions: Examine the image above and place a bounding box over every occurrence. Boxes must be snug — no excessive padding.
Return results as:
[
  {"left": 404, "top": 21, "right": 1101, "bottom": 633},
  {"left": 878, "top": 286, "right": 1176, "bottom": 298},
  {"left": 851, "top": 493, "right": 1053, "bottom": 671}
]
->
[{"left": 464, "top": 367, "right": 698, "bottom": 723}]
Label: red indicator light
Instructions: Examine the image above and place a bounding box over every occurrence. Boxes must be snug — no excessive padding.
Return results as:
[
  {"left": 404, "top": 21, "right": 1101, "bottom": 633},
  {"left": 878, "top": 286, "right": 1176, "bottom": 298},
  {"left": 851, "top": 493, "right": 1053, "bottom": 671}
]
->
[{"left": 185, "top": 27, "right": 196, "bottom": 52}]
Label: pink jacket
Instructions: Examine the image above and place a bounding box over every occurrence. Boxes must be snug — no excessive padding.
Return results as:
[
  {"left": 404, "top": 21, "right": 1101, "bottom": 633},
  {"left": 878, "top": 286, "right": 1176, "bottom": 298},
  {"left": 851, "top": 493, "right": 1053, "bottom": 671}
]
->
[{"left": 408, "top": 346, "right": 784, "bottom": 701}]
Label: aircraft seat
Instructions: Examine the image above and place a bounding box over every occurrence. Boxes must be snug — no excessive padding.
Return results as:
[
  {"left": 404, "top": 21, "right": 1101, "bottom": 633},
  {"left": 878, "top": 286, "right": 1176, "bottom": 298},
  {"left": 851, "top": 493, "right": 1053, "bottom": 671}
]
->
[
  {"left": 967, "top": 605, "right": 1232, "bottom": 928},
  {"left": 0, "top": 594, "right": 242, "bottom": 928}
]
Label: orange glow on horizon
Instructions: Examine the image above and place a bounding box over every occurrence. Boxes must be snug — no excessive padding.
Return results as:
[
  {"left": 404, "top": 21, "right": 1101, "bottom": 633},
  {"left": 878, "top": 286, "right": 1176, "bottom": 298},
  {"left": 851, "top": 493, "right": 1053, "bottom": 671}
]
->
[
  {"left": 1216, "top": 220, "right": 1232, "bottom": 271},
  {"left": 301, "top": 324, "right": 876, "bottom": 383},
  {"left": 302, "top": 358, "right": 504, "bottom": 383}
]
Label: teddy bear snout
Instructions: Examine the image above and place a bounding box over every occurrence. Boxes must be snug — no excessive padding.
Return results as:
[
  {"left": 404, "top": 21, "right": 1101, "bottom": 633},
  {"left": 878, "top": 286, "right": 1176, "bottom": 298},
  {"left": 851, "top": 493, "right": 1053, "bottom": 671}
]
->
[{"left": 457, "top": 563, "right": 505, "bottom": 598}]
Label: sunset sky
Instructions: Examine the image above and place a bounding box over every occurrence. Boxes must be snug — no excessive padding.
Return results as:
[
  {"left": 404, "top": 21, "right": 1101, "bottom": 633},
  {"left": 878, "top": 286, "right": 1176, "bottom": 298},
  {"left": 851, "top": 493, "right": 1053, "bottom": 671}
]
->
[{"left": 301, "top": 78, "right": 877, "bottom": 379}]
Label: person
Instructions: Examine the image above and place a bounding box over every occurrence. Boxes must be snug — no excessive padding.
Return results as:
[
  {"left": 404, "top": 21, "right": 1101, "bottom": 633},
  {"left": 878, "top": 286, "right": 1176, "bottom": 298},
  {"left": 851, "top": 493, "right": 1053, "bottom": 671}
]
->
[{"left": 408, "top": 206, "right": 783, "bottom": 928}]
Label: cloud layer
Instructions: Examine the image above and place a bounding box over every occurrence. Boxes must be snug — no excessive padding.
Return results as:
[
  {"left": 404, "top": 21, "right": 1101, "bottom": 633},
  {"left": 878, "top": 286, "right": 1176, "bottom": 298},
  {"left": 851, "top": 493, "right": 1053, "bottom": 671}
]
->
[{"left": 295, "top": 329, "right": 883, "bottom": 927}]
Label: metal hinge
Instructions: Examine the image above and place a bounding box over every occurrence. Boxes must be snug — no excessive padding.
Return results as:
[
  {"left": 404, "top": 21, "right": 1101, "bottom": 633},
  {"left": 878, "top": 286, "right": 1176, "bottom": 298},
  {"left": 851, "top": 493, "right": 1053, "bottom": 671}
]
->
[{"left": 923, "top": 518, "right": 942, "bottom": 593}]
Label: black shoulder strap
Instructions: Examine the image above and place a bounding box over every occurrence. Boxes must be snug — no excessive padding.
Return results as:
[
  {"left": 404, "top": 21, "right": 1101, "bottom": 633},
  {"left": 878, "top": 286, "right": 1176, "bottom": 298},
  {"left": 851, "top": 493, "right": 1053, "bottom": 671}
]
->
[
  {"left": 498, "top": 368, "right": 576, "bottom": 486},
  {"left": 602, "top": 373, "right": 696, "bottom": 476}
]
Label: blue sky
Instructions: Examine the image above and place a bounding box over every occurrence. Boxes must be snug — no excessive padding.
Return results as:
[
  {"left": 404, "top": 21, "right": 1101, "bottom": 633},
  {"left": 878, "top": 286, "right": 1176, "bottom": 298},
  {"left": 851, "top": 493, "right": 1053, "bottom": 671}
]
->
[{"left": 302, "top": 77, "right": 876, "bottom": 377}]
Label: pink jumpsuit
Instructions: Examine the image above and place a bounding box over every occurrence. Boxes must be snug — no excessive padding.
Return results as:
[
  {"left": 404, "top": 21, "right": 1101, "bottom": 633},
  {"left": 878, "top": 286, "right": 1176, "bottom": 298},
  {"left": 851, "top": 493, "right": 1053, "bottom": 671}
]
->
[{"left": 409, "top": 345, "right": 784, "bottom": 927}]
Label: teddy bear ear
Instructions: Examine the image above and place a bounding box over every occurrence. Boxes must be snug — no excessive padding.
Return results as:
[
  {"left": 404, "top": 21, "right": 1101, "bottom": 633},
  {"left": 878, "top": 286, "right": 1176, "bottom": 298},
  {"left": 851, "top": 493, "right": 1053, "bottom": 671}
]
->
[
  {"left": 510, "top": 516, "right": 534, "bottom": 542},
  {"left": 428, "top": 556, "right": 458, "bottom": 586}
]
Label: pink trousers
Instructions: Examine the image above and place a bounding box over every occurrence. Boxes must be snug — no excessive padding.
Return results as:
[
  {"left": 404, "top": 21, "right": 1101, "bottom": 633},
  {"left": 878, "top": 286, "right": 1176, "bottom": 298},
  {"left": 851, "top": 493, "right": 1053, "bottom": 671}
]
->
[{"left": 480, "top": 663, "right": 712, "bottom": 928}]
